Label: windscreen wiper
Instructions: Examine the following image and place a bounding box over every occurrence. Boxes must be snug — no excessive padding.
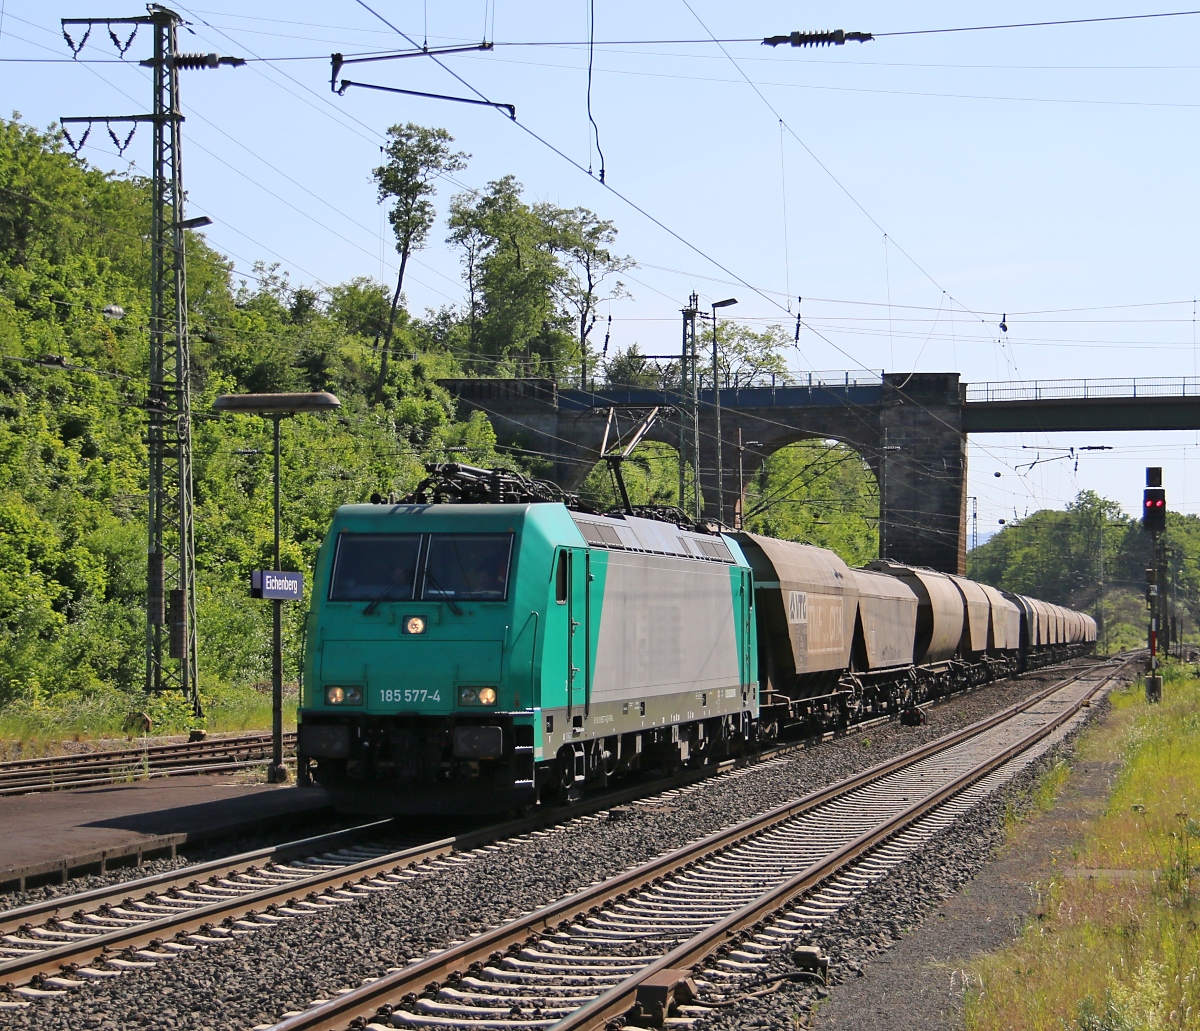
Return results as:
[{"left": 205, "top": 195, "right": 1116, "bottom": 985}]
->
[
  {"left": 363, "top": 569, "right": 414, "bottom": 616},
  {"left": 421, "top": 566, "right": 464, "bottom": 616}
]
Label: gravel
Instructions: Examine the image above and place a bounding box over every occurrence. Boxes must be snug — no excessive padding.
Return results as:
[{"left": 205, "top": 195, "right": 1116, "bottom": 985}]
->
[
  {"left": 692, "top": 693, "right": 1119, "bottom": 1031},
  {"left": 0, "top": 809, "right": 376, "bottom": 911},
  {"left": 3, "top": 663, "right": 1102, "bottom": 1031}
]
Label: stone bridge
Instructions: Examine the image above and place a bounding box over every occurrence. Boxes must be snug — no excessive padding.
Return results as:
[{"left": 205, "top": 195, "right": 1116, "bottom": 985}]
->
[{"left": 439, "top": 373, "right": 1200, "bottom": 575}]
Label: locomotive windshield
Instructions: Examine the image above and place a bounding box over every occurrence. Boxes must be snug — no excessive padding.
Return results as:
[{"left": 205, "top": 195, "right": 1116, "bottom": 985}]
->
[
  {"left": 328, "top": 532, "right": 513, "bottom": 603},
  {"left": 422, "top": 533, "right": 512, "bottom": 601},
  {"left": 329, "top": 533, "right": 421, "bottom": 602}
]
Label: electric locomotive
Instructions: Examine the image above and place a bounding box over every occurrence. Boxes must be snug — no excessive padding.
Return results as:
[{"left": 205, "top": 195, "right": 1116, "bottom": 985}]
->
[{"left": 297, "top": 467, "right": 755, "bottom": 813}]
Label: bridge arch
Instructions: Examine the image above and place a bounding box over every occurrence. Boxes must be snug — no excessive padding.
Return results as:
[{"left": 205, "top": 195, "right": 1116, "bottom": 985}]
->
[{"left": 440, "top": 373, "right": 966, "bottom": 573}]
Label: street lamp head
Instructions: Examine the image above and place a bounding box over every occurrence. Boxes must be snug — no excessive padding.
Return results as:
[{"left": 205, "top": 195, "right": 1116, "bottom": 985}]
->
[
  {"left": 177, "top": 215, "right": 213, "bottom": 230},
  {"left": 213, "top": 391, "right": 341, "bottom": 416},
  {"left": 712, "top": 298, "right": 738, "bottom": 309}
]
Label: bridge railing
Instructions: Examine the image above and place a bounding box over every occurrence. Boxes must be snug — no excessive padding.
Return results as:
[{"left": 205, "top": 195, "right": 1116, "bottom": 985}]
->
[
  {"left": 721, "top": 369, "right": 884, "bottom": 390},
  {"left": 965, "top": 376, "right": 1200, "bottom": 403}
]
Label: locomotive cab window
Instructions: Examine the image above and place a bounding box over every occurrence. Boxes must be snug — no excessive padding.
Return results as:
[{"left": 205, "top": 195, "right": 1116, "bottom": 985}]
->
[
  {"left": 555, "top": 551, "right": 568, "bottom": 604},
  {"left": 329, "top": 533, "right": 421, "bottom": 602},
  {"left": 422, "top": 533, "right": 513, "bottom": 601}
]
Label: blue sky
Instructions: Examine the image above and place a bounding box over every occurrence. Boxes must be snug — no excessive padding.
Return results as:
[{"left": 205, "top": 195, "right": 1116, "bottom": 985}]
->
[{"left": 4, "top": 1, "right": 1200, "bottom": 530}]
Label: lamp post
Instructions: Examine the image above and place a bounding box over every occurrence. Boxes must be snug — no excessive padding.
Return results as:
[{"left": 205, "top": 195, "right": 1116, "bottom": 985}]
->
[
  {"left": 737, "top": 434, "right": 761, "bottom": 529},
  {"left": 710, "top": 298, "right": 737, "bottom": 525},
  {"left": 213, "top": 391, "right": 341, "bottom": 782}
]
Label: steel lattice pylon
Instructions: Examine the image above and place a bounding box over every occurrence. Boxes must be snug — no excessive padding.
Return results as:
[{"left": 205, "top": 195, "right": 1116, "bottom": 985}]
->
[
  {"left": 61, "top": 6, "right": 241, "bottom": 715},
  {"left": 145, "top": 8, "right": 198, "bottom": 709}
]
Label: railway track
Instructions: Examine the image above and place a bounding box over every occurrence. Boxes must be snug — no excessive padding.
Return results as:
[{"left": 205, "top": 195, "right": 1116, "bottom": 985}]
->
[
  {"left": 0, "top": 732, "right": 299, "bottom": 795},
  {"left": 0, "top": 744, "right": 808, "bottom": 1007},
  {"left": 256, "top": 656, "right": 1127, "bottom": 1031},
  {"left": 0, "top": 657, "right": 1124, "bottom": 1019}
]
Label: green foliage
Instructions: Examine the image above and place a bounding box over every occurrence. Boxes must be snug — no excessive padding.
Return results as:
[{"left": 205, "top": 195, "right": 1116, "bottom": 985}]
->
[
  {"left": 968, "top": 490, "right": 1200, "bottom": 651},
  {"left": 743, "top": 439, "right": 879, "bottom": 566},
  {"left": 579, "top": 442, "right": 688, "bottom": 512},
  {"left": 710, "top": 321, "right": 790, "bottom": 389},
  {"left": 374, "top": 124, "right": 468, "bottom": 263},
  {"left": 546, "top": 206, "right": 634, "bottom": 388},
  {"left": 0, "top": 117, "right": 512, "bottom": 736},
  {"left": 447, "top": 175, "right": 575, "bottom": 375},
  {"left": 604, "top": 343, "right": 663, "bottom": 388},
  {"left": 373, "top": 124, "right": 469, "bottom": 396}
]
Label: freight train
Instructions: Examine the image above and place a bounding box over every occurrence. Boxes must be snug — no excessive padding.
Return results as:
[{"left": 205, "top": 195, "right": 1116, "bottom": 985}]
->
[{"left": 296, "top": 465, "right": 1096, "bottom": 813}]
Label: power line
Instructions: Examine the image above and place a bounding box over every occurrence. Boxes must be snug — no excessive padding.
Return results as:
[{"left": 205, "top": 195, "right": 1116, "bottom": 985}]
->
[{"left": 875, "top": 9, "right": 1200, "bottom": 38}]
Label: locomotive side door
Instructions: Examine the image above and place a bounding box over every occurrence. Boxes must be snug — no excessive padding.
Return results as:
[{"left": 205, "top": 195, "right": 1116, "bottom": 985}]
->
[
  {"left": 741, "top": 568, "right": 755, "bottom": 696},
  {"left": 566, "top": 548, "right": 590, "bottom": 718}
]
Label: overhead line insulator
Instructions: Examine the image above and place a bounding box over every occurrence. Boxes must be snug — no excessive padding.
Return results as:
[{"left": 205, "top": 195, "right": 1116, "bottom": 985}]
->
[{"left": 762, "top": 29, "right": 874, "bottom": 48}]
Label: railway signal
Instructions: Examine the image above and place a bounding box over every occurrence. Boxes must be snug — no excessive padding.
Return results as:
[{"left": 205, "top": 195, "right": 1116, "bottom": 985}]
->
[
  {"left": 1143, "top": 487, "right": 1166, "bottom": 535},
  {"left": 1143, "top": 468, "right": 1165, "bottom": 701}
]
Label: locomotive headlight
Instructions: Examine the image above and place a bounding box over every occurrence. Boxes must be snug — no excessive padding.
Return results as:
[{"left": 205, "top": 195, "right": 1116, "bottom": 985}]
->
[
  {"left": 458, "top": 686, "right": 498, "bottom": 706},
  {"left": 403, "top": 615, "right": 426, "bottom": 635},
  {"left": 326, "top": 685, "right": 362, "bottom": 705}
]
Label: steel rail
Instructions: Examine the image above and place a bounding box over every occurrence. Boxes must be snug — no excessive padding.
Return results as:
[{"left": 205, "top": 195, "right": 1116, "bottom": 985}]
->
[
  {"left": 0, "top": 758, "right": 277, "bottom": 796},
  {"left": 0, "top": 745, "right": 799, "bottom": 986},
  {"left": 0, "top": 818, "right": 393, "bottom": 936},
  {"left": 0, "top": 732, "right": 296, "bottom": 772},
  {"left": 555, "top": 657, "right": 1130, "bottom": 1031},
  {"left": 0, "top": 733, "right": 299, "bottom": 795},
  {"left": 0, "top": 657, "right": 1111, "bottom": 1001},
  {"left": 263, "top": 657, "right": 1123, "bottom": 1031}
]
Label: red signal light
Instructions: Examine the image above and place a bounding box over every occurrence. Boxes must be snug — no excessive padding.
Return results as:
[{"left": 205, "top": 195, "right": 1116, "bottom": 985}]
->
[{"left": 1143, "top": 487, "right": 1167, "bottom": 532}]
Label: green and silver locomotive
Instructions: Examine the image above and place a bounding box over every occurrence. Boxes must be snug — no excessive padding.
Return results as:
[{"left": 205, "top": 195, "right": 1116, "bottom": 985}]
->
[{"left": 297, "top": 469, "right": 757, "bottom": 813}]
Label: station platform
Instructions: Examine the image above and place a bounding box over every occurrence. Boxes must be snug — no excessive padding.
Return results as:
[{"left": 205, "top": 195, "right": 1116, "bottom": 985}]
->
[{"left": 0, "top": 775, "right": 333, "bottom": 892}]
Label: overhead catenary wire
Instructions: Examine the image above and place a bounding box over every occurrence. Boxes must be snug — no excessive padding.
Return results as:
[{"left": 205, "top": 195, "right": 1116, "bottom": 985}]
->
[
  {"left": 14, "top": 6, "right": 1147, "bottom": 523},
  {"left": 340, "top": 0, "right": 1017, "bottom": 491},
  {"left": 585, "top": 0, "right": 605, "bottom": 183},
  {"left": 25, "top": 6, "right": 1190, "bottom": 348}
]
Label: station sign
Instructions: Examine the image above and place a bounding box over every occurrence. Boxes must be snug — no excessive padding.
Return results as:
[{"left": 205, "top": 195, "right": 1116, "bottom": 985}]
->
[{"left": 251, "top": 570, "right": 304, "bottom": 601}]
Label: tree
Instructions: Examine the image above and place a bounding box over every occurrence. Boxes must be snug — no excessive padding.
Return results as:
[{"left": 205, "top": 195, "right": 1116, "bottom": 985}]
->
[
  {"left": 328, "top": 277, "right": 389, "bottom": 339},
  {"left": 603, "top": 344, "right": 662, "bottom": 388},
  {"left": 708, "top": 322, "right": 790, "bottom": 389},
  {"left": 545, "top": 207, "right": 634, "bottom": 388},
  {"left": 743, "top": 440, "right": 879, "bottom": 566},
  {"left": 446, "top": 176, "right": 573, "bottom": 374},
  {"left": 373, "top": 124, "right": 468, "bottom": 400}
]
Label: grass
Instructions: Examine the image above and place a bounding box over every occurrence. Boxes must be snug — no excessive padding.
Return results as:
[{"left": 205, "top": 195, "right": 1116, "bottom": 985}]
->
[
  {"left": 0, "top": 681, "right": 296, "bottom": 758},
  {"left": 1003, "top": 755, "right": 1074, "bottom": 834},
  {"left": 965, "top": 662, "right": 1200, "bottom": 1031}
]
